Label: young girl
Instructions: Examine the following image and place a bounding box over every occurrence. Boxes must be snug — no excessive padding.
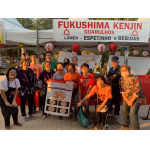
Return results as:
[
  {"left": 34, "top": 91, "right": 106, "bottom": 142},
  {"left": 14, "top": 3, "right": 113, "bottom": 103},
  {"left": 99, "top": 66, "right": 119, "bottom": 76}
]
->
[
  {"left": 78, "top": 75, "right": 112, "bottom": 130},
  {"left": 0, "top": 67, "right": 22, "bottom": 130},
  {"left": 38, "top": 61, "right": 55, "bottom": 119}
]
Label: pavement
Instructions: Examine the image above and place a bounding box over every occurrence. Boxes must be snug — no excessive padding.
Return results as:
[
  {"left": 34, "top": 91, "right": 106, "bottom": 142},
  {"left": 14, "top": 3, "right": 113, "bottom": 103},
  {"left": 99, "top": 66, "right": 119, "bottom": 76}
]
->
[{"left": 0, "top": 105, "right": 150, "bottom": 130}]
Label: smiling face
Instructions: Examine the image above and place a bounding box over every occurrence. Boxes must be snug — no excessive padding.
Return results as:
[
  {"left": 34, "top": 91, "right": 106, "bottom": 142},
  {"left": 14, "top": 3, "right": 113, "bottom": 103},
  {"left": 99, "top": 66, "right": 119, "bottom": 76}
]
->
[
  {"left": 81, "top": 66, "right": 88, "bottom": 75},
  {"left": 111, "top": 61, "right": 118, "bottom": 68},
  {"left": 22, "top": 61, "right": 29, "bottom": 70},
  {"left": 31, "top": 55, "right": 37, "bottom": 62},
  {"left": 45, "top": 62, "right": 51, "bottom": 71},
  {"left": 97, "top": 78, "right": 104, "bottom": 88},
  {"left": 68, "top": 65, "right": 74, "bottom": 74},
  {"left": 45, "top": 53, "right": 52, "bottom": 61},
  {"left": 57, "top": 64, "right": 64, "bottom": 73},
  {"left": 72, "top": 57, "right": 78, "bottom": 65},
  {"left": 9, "top": 69, "right": 17, "bottom": 79}
]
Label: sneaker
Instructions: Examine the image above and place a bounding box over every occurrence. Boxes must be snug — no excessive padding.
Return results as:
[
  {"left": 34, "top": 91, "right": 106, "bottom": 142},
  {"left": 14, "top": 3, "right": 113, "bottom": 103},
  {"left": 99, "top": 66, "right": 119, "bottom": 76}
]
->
[
  {"left": 5, "top": 126, "right": 11, "bottom": 130},
  {"left": 29, "top": 115, "right": 35, "bottom": 120},
  {"left": 42, "top": 115, "right": 47, "bottom": 119},
  {"left": 95, "top": 124, "right": 103, "bottom": 130},
  {"left": 103, "top": 124, "right": 109, "bottom": 130},
  {"left": 22, "top": 116, "right": 28, "bottom": 121},
  {"left": 14, "top": 123, "right": 22, "bottom": 127},
  {"left": 87, "top": 123, "right": 94, "bottom": 129}
]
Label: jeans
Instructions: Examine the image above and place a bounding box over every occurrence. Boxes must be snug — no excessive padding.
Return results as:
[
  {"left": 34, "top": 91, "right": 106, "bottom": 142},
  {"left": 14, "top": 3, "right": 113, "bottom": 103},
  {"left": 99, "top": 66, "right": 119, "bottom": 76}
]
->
[
  {"left": 4, "top": 112, "right": 18, "bottom": 127},
  {"left": 21, "top": 96, "right": 34, "bottom": 116},
  {"left": 122, "top": 100, "right": 141, "bottom": 130}
]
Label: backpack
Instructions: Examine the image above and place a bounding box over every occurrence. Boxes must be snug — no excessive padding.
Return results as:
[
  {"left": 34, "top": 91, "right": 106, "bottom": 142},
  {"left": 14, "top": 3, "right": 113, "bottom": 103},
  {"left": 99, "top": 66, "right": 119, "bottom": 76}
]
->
[{"left": 78, "top": 106, "right": 89, "bottom": 127}]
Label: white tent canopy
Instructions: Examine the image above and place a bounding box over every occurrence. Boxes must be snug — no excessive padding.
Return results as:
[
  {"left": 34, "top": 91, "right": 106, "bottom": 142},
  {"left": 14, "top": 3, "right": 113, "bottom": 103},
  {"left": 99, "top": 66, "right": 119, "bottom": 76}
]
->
[{"left": 107, "top": 55, "right": 150, "bottom": 75}]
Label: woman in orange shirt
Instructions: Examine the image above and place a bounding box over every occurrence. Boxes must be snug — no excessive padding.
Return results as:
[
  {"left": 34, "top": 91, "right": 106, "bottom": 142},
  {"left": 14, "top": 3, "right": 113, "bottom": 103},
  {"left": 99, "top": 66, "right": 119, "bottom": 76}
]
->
[
  {"left": 64, "top": 63, "right": 80, "bottom": 120},
  {"left": 78, "top": 75, "right": 112, "bottom": 130}
]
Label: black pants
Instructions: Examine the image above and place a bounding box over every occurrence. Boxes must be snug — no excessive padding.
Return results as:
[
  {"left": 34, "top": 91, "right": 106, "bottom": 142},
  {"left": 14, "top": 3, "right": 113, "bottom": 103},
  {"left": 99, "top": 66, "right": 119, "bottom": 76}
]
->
[
  {"left": 38, "top": 93, "right": 43, "bottom": 110},
  {"left": 81, "top": 97, "right": 93, "bottom": 124},
  {"left": 108, "top": 85, "right": 121, "bottom": 114},
  {"left": 4, "top": 111, "right": 18, "bottom": 127},
  {"left": 70, "top": 88, "right": 79, "bottom": 117},
  {"left": 33, "top": 99, "right": 36, "bottom": 111},
  {"left": 97, "top": 112, "right": 107, "bottom": 126},
  {"left": 21, "top": 96, "right": 34, "bottom": 116},
  {"left": 39, "top": 95, "right": 47, "bottom": 115}
]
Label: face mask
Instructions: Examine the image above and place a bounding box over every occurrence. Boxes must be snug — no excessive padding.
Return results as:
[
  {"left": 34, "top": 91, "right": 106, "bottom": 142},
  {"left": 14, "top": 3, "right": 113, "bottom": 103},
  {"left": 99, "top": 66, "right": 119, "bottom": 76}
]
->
[{"left": 121, "top": 71, "right": 129, "bottom": 78}]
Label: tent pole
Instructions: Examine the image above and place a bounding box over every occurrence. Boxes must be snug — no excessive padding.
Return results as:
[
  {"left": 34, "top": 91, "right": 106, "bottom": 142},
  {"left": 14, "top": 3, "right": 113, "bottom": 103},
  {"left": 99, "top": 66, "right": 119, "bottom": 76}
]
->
[
  {"left": 36, "top": 18, "right": 39, "bottom": 63},
  {"left": 124, "top": 43, "right": 129, "bottom": 65}
]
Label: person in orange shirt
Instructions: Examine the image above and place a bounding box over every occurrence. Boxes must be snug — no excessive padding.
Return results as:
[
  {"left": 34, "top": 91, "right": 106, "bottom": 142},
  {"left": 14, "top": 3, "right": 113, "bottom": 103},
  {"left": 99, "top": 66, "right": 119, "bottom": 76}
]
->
[
  {"left": 64, "top": 63, "right": 80, "bottom": 120},
  {"left": 29, "top": 53, "right": 43, "bottom": 113},
  {"left": 78, "top": 75, "right": 112, "bottom": 130}
]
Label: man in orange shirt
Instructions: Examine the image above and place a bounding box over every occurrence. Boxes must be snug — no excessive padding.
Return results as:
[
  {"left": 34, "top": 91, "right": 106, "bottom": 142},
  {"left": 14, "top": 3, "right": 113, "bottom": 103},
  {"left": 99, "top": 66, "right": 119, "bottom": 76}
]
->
[
  {"left": 64, "top": 63, "right": 80, "bottom": 121},
  {"left": 29, "top": 53, "right": 43, "bottom": 112}
]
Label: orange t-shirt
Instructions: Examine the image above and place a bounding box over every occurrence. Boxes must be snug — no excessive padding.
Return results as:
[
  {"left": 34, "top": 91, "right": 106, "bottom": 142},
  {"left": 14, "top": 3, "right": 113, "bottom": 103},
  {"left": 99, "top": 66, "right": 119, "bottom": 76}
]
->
[
  {"left": 64, "top": 72, "right": 80, "bottom": 89},
  {"left": 29, "top": 63, "right": 43, "bottom": 79},
  {"left": 89, "top": 84, "right": 112, "bottom": 101}
]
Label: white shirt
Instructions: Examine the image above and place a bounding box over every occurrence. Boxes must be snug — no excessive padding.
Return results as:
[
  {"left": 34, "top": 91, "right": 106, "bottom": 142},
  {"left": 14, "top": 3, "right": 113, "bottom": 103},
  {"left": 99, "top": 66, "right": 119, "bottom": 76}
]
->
[
  {"left": 0, "top": 78, "right": 21, "bottom": 94},
  {"left": 75, "top": 64, "right": 81, "bottom": 75}
]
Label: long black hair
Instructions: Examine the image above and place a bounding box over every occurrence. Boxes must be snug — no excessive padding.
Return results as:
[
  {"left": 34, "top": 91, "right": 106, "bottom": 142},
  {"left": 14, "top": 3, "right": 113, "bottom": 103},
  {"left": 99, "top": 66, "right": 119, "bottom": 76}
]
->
[
  {"left": 63, "top": 58, "right": 70, "bottom": 68},
  {"left": 6, "top": 67, "right": 18, "bottom": 79},
  {"left": 66, "top": 63, "right": 76, "bottom": 73},
  {"left": 97, "top": 75, "right": 105, "bottom": 83}
]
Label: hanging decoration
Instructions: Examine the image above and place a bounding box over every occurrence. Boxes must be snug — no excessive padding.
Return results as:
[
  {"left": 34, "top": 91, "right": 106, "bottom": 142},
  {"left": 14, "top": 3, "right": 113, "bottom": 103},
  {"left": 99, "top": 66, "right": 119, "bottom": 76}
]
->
[
  {"left": 133, "top": 50, "right": 139, "bottom": 55},
  {"left": 82, "top": 52, "right": 87, "bottom": 57},
  {"left": 11, "top": 54, "right": 16, "bottom": 57},
  {"left": 90, "top": 53, "right": 96, "bottom": 59},
  {"left": 142, "top": 51, "right": 149, "bottom": 57},
  {"left": 18, "top": 43, "right": 25, "bottom": 48},
  {"left": 115, "top": 51, "right": 121, "bottom": 57},
  {"left": 97, "top": 44, "right": 105, "bottom": 53},
  {"left": 71, "top": 51, "right": 77, "bottom": 57},
  {"left": 0, "top": 44, "right": 5, "bottom": 48},
  {"left": 45, "top": 43, "right": 54, "bottom": 52},
  {"left": 72, "top": 43, "right": 80, "bottom": 52},
  {"left": 22, "top": 52, "right": 26, "bottom": 56},
  {"left": 109, "top": 43, "right": 117, "bottom": 52}
]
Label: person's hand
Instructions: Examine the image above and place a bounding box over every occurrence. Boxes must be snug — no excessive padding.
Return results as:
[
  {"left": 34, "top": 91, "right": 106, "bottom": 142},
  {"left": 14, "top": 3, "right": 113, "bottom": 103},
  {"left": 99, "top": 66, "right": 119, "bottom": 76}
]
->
[
  {"left": 12, "top": 101, "right": 18, "bottom": 107},
  {"left": 5, "top": 101, "right": 12, "bottom": 107},
  {"left": 46, "top": 81, "right": 49, "bottom": 84},
  {"left": 84, "top": 100, "right": 88, "bottom": 105},
  {"left": 40, "top": 90, "right": 43, "bottom": 97},
  {"left": 73, "top": 83, "right": 77, "bottom": 87},
  {"left": 77, "top": 102, "right": 82, "bottom": 107},
  {"left": 127, "top": 100, "right": 133, "bottom": 106},
  {"left": 96, "top": 106, "right": 102, "bottom": 112}
]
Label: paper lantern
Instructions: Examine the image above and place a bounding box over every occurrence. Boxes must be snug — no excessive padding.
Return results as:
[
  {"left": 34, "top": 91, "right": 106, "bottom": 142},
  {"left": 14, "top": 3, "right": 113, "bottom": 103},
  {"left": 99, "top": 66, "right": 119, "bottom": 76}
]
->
[
  {"left": 115, "top": 51, "right": 121, "bottom": 57},
  {"left": 18, "top": 43, "right": 25, "bottom": 48},
  {"left": 71, "top": 51, "right": 77, "bottom": 57},
  {"left": 124, "top": 51, "right": 130, "bottom": 55},
  {"left": 97, "top": 44, "right": 105, "bottom": 53},
  {"left": 0, "top": 44, "right": 5, "bottom": 48},
  {"left": 72, "top": 43, "right": 80, "bottom": 52},
  {"left": 22, "top": 53, "right": 26, "bottom": 56},
  {"left": 45, "top": 43, "right": 54, "bottom": 52},
  {"left": 133, "top": 50, "right": 139, "bottom": 55},
  {"left": 82, "top": 52, "right": 87, "bottom": 57},
  {"left": 109, "top": 43, "right": 117, "bottom": 52},
  {"left": 90, "top": 53, "right": 96, "bottom": 59},
  {"left": 142, "top": 51, "right": 149, "bottom": 57}
]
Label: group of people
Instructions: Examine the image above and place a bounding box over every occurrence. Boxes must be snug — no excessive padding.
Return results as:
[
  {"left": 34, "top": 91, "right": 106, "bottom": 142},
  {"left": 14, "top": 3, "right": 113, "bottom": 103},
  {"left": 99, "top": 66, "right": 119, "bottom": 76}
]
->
[{"left": 0, "top": 52, "right": 145, "bottom": 130}]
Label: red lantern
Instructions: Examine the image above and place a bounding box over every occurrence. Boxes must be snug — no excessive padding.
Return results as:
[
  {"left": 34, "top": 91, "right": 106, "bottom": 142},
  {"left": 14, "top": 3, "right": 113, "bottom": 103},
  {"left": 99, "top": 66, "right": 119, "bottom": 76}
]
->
[
  {"left": 72, "top": 43, "right": 80, "bottom": 52},
  {"left": 97, "top": 44, "right": 105, "bottom": 53},
  {"left": 45, "top": 43, "right": 54, "bottom": 52},
  {"left": 0, "top": 44, "right": 5, "bottom": 48},
  {"left": 109, "top": 43, "right": 117, "bottom": 52}
]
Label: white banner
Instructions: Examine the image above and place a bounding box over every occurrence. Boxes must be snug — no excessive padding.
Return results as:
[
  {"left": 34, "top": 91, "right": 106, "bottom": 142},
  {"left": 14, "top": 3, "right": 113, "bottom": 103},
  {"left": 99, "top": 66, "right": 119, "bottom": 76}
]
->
[
  {"left": 45, "top": 79, "right": 73, "bottom": 116},
  {"left": 53, "top": 20, "right": 149, "bottom": 43},
  {"left": 0, "top": 22, "right": 5, "bottom": 44}
]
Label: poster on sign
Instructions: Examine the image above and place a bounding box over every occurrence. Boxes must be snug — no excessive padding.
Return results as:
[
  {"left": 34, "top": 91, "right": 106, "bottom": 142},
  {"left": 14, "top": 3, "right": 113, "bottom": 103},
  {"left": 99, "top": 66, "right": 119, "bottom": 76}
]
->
[
  {"left": 53, "top": 20, "right": 149, "bottom": 43},
  {"left": 44, "top": 79, "right": 73, "bottom": 116},
  {"left": 0, "top": 22, "right": 5, "bottom": 44}
]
